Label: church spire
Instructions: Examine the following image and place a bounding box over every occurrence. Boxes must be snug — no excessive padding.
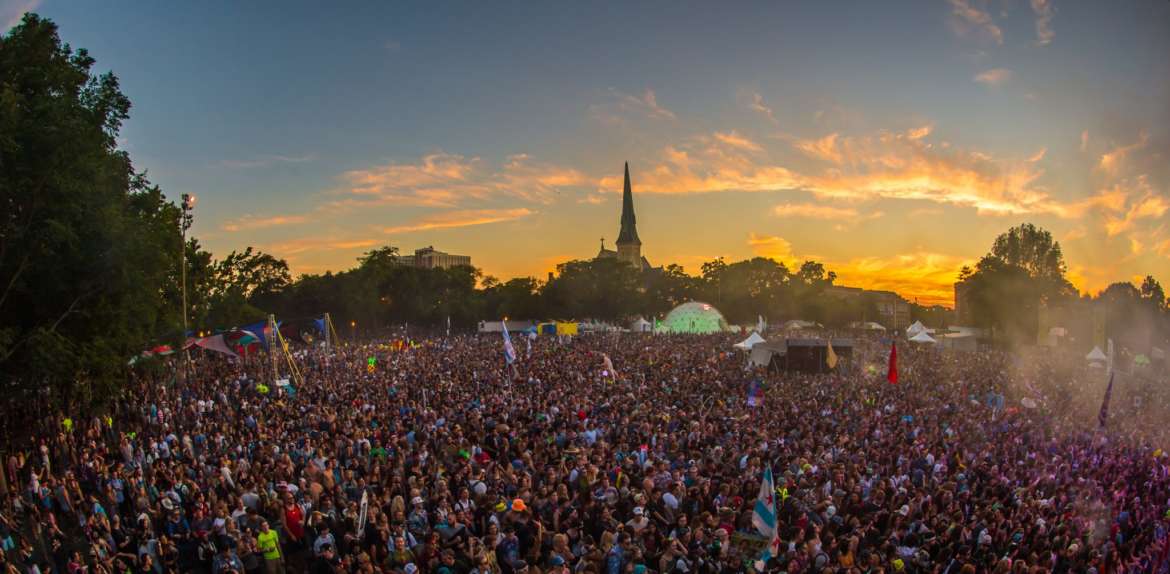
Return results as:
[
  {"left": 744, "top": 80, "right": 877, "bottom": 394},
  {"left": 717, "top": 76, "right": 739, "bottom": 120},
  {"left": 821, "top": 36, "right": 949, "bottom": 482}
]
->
[{"left": 616, "top": 161, "right": 640, "bottom": 246}]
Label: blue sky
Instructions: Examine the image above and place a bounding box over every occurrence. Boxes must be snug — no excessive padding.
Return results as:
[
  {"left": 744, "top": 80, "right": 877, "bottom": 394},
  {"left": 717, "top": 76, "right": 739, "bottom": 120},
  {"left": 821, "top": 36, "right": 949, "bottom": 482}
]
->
[{"left": 8, "top": 0, "right": 1169, "bottom": 305}]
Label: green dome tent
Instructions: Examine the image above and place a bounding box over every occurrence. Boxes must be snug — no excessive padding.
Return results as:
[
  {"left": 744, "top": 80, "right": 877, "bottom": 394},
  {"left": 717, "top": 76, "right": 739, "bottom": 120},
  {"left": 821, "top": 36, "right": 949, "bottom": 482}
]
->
[{"left": 656, "top": 301, "right": 728, "bottom": 334}]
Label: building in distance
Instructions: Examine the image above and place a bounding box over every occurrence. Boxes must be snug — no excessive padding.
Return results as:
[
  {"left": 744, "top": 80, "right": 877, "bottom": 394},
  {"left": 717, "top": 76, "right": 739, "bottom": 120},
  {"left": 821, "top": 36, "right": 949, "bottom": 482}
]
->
[{"left": 394, "top": 246, "right": 471, "bottom": 270}]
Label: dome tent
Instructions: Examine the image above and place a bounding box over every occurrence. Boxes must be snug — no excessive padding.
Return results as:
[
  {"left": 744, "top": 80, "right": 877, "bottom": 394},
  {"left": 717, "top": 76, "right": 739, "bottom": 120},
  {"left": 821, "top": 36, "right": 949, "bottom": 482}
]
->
[{"left": 656, "top": 301, "right": 728, "bottom": 334}]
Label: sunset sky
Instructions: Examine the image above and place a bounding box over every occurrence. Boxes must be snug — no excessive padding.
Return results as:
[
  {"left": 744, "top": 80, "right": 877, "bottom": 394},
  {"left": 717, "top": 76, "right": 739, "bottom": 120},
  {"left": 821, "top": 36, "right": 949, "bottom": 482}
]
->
[{"left": 12, "top": 1, "right": 1169, "bottom": 306}]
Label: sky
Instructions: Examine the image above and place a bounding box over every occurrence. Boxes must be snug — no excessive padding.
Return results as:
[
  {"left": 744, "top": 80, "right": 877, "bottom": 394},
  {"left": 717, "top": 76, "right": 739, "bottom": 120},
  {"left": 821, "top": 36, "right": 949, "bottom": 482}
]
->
[{"left": 7, "top": 0, "right": 1169, "bottom": 307}]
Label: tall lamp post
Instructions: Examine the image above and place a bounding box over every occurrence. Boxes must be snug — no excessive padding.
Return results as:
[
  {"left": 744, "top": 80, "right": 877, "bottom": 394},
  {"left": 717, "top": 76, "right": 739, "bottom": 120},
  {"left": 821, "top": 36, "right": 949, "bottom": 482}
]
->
[{"left": 180, "top": 193, "right": 196, "bottom": 380}]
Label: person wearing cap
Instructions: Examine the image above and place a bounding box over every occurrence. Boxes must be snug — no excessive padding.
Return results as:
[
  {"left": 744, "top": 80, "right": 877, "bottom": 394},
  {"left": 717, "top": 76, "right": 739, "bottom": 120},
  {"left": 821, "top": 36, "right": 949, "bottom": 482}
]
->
[
  {"left": 625, "top": 506, "right": 649, "bottom": 533},
  {"left": 212, "top": 543, "right": 245, "bottom": 574},
  {"left": 255, "top": 520, "right": 283, "bottom": 574}
]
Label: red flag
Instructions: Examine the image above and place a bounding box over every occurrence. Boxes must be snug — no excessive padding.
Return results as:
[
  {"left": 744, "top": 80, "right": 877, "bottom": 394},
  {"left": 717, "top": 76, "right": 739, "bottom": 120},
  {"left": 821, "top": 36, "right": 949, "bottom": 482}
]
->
[{"left": 886, "top": 342, "right": 898, "bottom": 384}]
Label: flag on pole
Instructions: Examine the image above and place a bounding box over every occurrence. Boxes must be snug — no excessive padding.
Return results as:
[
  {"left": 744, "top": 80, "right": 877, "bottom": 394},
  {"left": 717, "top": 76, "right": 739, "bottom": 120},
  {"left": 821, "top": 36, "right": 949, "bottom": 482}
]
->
[
  {"left": 757, "top": 315, "right": 766, "bottom": 334},
  {"left": 751, "top": 466, "right": 780, "bottom": 569},
  {"left": 357, "top": 489, "right": 369, "bottom": 532},
  {"left": 525, "top": 335, "right": 531, "bottom": 357},
  {"left": 887, "top": 341, "right": 898, "bottom": 384},
  {"left": 746, "top": 379, "right": 763, "bottom": 407},
  {"left": 826, "top": 339, "right": 838, "bottom": 370},
  {"left": 1098, "top": 371, "right": 1114, "bottom": 429},
  {"left": 502, "top": 321, "right": 517, "bottom": 365}
]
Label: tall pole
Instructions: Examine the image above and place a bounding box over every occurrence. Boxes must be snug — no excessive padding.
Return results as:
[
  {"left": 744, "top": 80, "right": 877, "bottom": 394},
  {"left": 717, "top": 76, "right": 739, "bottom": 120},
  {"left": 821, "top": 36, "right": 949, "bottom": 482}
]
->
[{"left": 180, "top": 194, "right": 196, "bottom": 382}]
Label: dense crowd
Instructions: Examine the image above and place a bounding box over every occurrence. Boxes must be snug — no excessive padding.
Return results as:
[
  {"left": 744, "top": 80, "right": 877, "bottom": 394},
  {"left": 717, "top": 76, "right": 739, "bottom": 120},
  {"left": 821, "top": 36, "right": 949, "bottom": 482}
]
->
[{"left": 1, "top": 331, "right": 1168, "bottom": 574}]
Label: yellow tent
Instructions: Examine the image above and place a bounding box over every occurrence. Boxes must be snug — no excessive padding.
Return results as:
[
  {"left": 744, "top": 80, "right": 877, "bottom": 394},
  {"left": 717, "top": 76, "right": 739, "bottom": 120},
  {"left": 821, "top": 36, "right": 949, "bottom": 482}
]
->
[{"left": 556, "top": 322, "right": 579, "bottom": 336}]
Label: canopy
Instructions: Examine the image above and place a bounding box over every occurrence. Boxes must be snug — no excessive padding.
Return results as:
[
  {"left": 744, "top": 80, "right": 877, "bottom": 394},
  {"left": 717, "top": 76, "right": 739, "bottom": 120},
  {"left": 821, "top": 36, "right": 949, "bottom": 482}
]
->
[
  {"left": 734, "top": 332, "right": 766, "bottom": 350},
  {"left": 909, "top": 331, "right": 937, "bottom": 344},
  {"left": 853, "top": 321, "right": 887, "bottom": 331},
  {"left": 656, "top": 301, "right": 728, "bottom": 334},
  {"left": 781, "top": 319, "right": 821, "bottom": 331},
  {"left": 906, "top": 321, "right": 929, "bottom": 336},
  {"left": 1085, "top": 346, "right": 1107, "bottom": 362},
  {"left": 630, "top": 318, "right": 653, "bottom": 333}
]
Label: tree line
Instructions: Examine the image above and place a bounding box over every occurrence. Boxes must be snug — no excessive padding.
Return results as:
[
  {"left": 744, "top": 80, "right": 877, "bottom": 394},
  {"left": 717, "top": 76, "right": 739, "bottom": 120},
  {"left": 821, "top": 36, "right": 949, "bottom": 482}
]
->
[{"left": 1, "top": 15, "right": 1167, "bottom": 408}]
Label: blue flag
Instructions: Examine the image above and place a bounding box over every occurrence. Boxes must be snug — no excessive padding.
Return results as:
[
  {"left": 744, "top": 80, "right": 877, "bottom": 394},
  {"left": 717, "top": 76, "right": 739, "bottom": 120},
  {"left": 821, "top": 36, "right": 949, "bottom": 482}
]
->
[
  {"left": 501, "top": 321, "right": 517, "bottom": 365},
  {"left": 746, "top": 379, "right": 763, "bottom": 407},
  {"left": 751, "top": 466, "right": 781, "bottom": 569}
]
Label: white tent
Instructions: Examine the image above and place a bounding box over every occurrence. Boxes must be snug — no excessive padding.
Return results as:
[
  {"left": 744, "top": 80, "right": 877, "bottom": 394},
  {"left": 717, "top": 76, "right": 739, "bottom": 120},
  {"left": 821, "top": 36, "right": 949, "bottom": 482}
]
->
[
  {"left": 909, "top": 331, "right": 937, "bottom": 344},
  {"left": 939, "top": 333, "right": 976, "bottom": 352},
  {"left": 1085, "top": 346, "right": 1108, "bottom": 363},
  {"left": 630, "top": 318, "right": 653, "bottom": 333},
  {"left": 782, "top": 319, "right": 821, "bottom": 331},
  {"left": 906, "top": 321, "right": 931, "bottom": 337},
  {"left": 734, "top": 332, "right": 766, "bottom": 350},
  {"left": 853, "top": 321, "right": 887, "bottom": 331},
  {"left": 749, "top": 346, "right": 774, "bottom": 367}
]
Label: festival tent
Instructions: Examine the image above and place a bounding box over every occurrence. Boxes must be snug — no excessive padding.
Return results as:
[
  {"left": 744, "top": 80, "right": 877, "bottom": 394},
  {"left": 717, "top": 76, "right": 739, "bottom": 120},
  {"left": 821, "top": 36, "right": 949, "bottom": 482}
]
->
[
  {"left": 555, "top": 322, "right": 579, "bottom": 336},
  {"left": 938, "top": 333, "right": 977, "bottom": 352},
  {"left": 656, "top": 302, "right": 728, "bottom": 334},
  {"left": 734, "top": 332, "right": 766, "bottom": 350},
  {"left": 781, "top": 319, "right": 821, "bottom": 331},
  {"left": 908, "top": 331, "right": 937, "bottom": 344},
  {"left": 630, "top": 318, "right": 653, "bottom": 332},
  {"left": 906, "top": 321, "right": 932, "bottom": 337},
  {"left": 852, "top": 321, "right": 887, "bottom": 331},
  {"left": 193, "top": 334, "right": 238, "bottom": 358},
  {"left": 1085, "top": 346, "right": 1108, "bottom": 363}
]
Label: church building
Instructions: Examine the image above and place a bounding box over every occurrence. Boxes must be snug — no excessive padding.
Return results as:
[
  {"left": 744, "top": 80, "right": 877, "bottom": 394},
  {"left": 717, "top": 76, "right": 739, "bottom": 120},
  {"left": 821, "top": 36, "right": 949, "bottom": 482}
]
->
[{"left": 597, "top": 162, "right": 655, "bottom": 272}]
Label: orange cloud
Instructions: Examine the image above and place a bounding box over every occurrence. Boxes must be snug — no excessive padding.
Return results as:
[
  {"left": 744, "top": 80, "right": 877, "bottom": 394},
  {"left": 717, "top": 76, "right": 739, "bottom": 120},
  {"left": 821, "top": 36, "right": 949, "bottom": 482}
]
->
[
  {"left": 261, "top": 237, "right": 380, "bottom": 256},
  {"left": 382, "top": 208, "right": 535, "bottom": 234},
  {"left": 772, "top": 202, "right": 883, "bottom": 224},
  {"left": 1099, "top": 131, "right": 1148, "bottom": 174},
  {"left": 974, "top": 68, "right": 1013, "bottom": 87},
  {"left": 747, "top": 233, "right": 795, "bottom": 264},
  {"left": 743, "top": 91, "right": 778, "bottom": 125},
  {"left": 948, "top": 0, "right": 1004, "bottom": 45},
  {"left": 793, "top": 133, "right": 843, "bottom": 163},
  {"left": 746, "top": 233, "right": 969, "bottom": 306},
  {"left": 331, "top": 152, "right": 586, "bottom": 210},
  {"left": 1101, "top": 176, "right": 1169, "bottom": 236},
  {"left": 713, "top": 131, "right": 763, "bottom": 152},
  {"left": 221, "top": 214, "right": 308, "bottom": 232},
  {"left": 590, "top": 87, "right": 676, "bottom": 124},
  {"left": 1030, "top": 0, "right": 1055, "bottom": 46}
]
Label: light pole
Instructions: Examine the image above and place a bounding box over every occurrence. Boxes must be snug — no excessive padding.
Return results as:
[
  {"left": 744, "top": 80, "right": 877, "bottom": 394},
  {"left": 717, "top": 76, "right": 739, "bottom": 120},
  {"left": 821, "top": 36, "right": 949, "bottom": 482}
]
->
[
  {"left": 180, "top": 194, "right": 196, "bottom": 380},
  {"left": 351, "top": 320, "right": 356, "bottom": 343}
]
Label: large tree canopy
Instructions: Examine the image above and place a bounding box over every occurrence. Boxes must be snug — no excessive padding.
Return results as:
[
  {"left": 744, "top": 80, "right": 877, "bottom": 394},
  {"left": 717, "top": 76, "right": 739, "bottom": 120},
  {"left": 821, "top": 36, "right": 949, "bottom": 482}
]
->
[{"left": 0, "top": 15, "right": 182, "bottom": 403}]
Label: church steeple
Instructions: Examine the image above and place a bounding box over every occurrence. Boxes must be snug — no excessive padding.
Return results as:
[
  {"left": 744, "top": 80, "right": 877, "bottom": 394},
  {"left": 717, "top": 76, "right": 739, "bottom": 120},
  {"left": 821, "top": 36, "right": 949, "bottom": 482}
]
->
[
  {"left": 616, "top": 162, "right": 641, "bottom": 246},
  {"left": 615, "top": 162, "right": 643, "bottom": 270}
]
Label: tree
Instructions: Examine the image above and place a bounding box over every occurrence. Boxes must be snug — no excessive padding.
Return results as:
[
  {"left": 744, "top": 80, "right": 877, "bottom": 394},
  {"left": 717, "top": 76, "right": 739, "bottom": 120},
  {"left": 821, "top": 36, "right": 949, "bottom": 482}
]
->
[
  {"left": 956, "top": 224, "right": 1074, "bottom": 343},
  {"left": 0, "top": 15, "right": 182, "bottom": 404}
]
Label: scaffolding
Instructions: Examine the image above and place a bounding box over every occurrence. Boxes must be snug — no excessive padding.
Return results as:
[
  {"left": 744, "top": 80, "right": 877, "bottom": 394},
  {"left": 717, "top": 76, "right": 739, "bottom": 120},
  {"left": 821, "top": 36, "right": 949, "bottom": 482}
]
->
[
  {"left": 266, "top": 314, "right": 304, "bottom": 388},
  {"left": 323, "top": 313, "right": 342, "bottom": 349}
]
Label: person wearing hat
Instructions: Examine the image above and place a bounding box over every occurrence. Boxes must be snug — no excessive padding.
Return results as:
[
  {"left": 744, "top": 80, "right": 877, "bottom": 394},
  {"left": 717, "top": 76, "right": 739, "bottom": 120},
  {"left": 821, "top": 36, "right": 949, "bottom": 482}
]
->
[
  {"left": 625, "top": 507, "right": 649, "bottom": 533},
  {"left": 212, "top": 543, "right": 245, "bottom": 574}
]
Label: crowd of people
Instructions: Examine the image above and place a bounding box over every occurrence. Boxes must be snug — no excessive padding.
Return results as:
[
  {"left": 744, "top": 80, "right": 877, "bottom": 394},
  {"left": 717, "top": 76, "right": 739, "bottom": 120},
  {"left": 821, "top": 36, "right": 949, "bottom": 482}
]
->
[{"left": 1, "top": 329, "right": 1168, "bottom": 574}]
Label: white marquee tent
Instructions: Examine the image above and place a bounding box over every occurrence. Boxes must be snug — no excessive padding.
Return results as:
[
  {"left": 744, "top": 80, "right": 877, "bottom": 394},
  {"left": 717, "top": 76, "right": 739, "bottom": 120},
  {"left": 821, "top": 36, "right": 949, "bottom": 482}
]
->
[
  {"left": 734, "top": 332, "right": 766, "bottom": 350},
  {"left": 909, "top": 331, "right": 937, "bottom": 344}
]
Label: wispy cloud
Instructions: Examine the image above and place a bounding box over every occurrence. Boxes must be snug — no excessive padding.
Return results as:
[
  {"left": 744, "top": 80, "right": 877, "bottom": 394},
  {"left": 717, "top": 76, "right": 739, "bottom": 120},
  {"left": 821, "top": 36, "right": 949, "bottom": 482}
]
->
[
  {"left": 599, "top": 124, "right": 1065, "bottom": 216},
  {"left": 590, "top": 87, "right": 676, "bottom": 124},
  {"left": 772, "top": 202, "right": 883, "bottom": 224},
  {"left": 1100, "top": 176, "right": 1168, "bottom": 237},
  {"left": 1030, "top": 0, "right": 1055, "bottom": 46},
  {"left": 1098, "top": 130, "right": 1148, "bottom": 174},
  {"left": 974, "top": 68, "right": 1013, "bottom": 87},
  {"left": 947, "top": 0, "right": 1004, "bottom": 45},
  {"left": 793, "top": 133, "right": 843, "bottom": 163},
  {"left": 220, "top": 153, "right": 317, "bottom": 169},
  {"left": 331, "top": 152, "right": 586, "bottom": 210},
  {"left": 742, "top": 91, "right": 778, "bottom": 125},
  {"left": 747, "top": 233, "right": 795, "bottom": 263},
  {"left": 382, "top": 208, "right": 535, "bottom": 235},
  {"left": 713, "top": 131, "right": 763, "bottom": 152},
  {"left": 261, "top": 237, "right": 379, "bottom": 256},
  {"left": 1080, "top": 130, "right": 1089, "bottom": 152},
  {"left": 221, "top": 214, "right": 308, "bottom": 232}
]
